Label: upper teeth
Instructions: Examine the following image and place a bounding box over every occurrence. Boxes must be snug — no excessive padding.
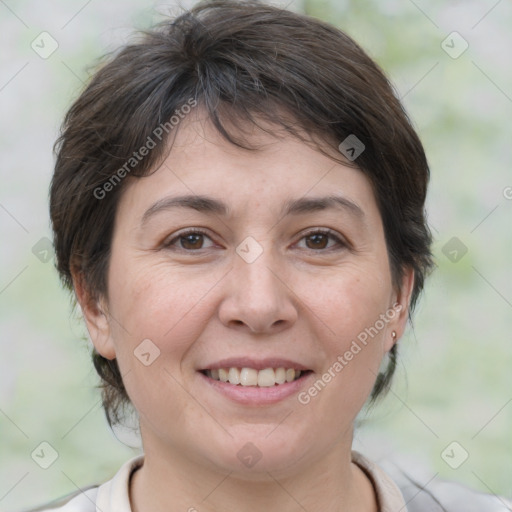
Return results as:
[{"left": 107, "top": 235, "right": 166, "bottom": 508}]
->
[{"left": 206, "top": 367, "right": 301, "bottom": 387}]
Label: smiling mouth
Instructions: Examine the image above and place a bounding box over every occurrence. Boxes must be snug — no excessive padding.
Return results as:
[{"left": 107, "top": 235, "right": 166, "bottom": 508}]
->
[{"left": 200, "top": 367, "right": 312, "bottom": 387}]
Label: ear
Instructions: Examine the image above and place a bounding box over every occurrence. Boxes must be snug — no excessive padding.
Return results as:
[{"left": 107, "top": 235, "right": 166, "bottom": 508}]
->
[
  {"left": 383, "top": 266, "right": 415, "bottom": 352},
  {"left": 72, "top": 271, "right": 116, "bottom": 360}
]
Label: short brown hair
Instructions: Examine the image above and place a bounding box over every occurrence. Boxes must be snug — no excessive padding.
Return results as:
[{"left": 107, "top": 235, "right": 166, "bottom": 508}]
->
[{"left": 50, "top": 0, "right": 434, "bottom": 426}]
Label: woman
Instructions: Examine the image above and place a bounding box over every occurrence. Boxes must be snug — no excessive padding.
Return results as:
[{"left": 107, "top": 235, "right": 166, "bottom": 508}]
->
[{"left": 43, "top": 1, "right": 511, "bottom": 511}]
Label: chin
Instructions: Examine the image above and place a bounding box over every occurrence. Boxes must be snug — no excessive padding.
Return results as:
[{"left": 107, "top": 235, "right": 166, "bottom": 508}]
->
[{"left": 200, "top": 428, "right": 312, "bottom": 478}]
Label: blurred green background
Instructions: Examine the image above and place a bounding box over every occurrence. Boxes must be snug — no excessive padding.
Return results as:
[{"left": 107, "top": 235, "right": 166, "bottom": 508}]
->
[{"left": 1, "top": 0, "right": 511, "bottom": 510}]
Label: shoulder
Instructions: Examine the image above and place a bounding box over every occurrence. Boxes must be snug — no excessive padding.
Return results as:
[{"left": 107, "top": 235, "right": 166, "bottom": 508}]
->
[
  {"left": 24, "top": 456, "right": 144, "bottom": 512},
  {"left": 379, "top": 457, "right": 512, "bottom": 512},
  {"left": 22, "top": 487, "right": 99, "bottom": 512}
]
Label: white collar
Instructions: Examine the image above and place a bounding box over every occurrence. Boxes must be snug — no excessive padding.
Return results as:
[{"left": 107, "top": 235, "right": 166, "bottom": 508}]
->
[{"left": 94, "top": 451, "right": 407, "bottom": 512}]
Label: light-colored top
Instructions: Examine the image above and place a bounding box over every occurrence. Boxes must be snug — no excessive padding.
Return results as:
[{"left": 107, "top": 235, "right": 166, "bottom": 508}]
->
[{"left": 29, "top": 451, "right": 512, "bottom": 512}]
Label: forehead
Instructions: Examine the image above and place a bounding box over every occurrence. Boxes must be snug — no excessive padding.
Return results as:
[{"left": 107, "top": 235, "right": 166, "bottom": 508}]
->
[{"left": 116, "top": 111, "right": 381, "bottom": 228}]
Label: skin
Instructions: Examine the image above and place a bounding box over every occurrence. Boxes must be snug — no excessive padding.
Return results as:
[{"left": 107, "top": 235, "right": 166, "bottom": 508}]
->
[{"left": 75, "top": 111, "right": 414, "bottom": 512}]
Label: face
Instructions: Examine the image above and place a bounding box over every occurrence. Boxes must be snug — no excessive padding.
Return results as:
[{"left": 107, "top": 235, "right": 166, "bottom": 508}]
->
[{"left": 79, "top": 112, "right": 413, "bottom": 479}]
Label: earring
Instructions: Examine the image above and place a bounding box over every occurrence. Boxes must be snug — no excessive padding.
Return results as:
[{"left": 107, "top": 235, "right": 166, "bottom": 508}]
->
[{"left": 392, "top": 331, "right": 397, "bottom": 341}]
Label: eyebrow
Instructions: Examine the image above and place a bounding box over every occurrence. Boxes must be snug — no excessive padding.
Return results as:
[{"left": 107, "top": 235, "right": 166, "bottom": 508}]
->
[{"left": 141, "top": 193, "right": 364, "bottom": 226}]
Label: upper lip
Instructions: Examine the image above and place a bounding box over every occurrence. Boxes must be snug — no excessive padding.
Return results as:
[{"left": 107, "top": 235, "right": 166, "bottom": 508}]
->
[{"left": 199, "top": 357, "right": 311, "bottom": 371}]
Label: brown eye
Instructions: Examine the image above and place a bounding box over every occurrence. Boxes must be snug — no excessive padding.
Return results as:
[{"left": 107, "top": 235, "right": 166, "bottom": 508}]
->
[
  {"left": 163, "top": 229, "right": 215, "bottom": 251},
  {"left": 180, "top": 233, "right": 205, "bottom": 250},
  {"left": 305, "top": 233, "right": 330, "bottom": 250},
  {"left": 297, "top": 229, "right": 346, "bottom": 252}
]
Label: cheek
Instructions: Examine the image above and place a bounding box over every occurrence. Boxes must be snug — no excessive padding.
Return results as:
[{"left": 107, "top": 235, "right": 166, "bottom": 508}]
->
[
  {"left": 104, "top": 261, "right": 214, "bottom": 431},
  {"left": 108, "top": 259, "right": 214, "bottom": 342},
  {"left": 312, "top": 264, "right": 391, "bottom": 341},
  {"left": 305, "top": 267, "right": 392, "bottom": 394},
  {"left": 104, "top": 260, "right": 220, "bottom": 406}
]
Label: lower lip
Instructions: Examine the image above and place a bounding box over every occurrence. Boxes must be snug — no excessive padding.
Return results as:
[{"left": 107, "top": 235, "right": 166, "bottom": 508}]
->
[{"left": 198, "top": 371, "right": 313, "bottom": 405}]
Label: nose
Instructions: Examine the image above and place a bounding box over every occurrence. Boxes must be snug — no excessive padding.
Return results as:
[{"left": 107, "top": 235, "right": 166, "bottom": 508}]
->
[{"left": 218, "top": 247, "right": 299, "bottom": 334}]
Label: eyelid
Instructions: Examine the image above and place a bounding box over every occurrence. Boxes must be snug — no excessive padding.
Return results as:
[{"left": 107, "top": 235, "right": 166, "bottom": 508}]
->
[
  {"left": 162, "top": 227, "right": 216, "bottom": 250},
  {"left": 162, "top": 226, "right": 349, "bottom": 253},
  {"left": 294, "top": 228, "right": 349, "bottom": 251}
]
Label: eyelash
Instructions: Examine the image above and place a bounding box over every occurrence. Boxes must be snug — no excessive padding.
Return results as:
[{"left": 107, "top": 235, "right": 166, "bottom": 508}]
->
[{"left": 163, "top": 228, "right": 348, "bottom": 253}]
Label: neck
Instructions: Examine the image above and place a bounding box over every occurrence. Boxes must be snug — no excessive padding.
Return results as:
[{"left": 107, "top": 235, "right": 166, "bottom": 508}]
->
[{"left": 130, "top": 436, "right": 377, "bottom": 512}]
